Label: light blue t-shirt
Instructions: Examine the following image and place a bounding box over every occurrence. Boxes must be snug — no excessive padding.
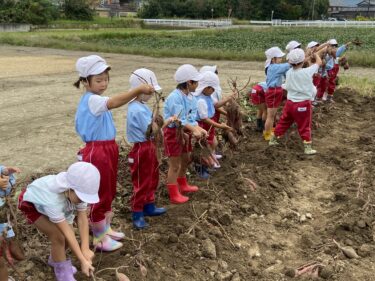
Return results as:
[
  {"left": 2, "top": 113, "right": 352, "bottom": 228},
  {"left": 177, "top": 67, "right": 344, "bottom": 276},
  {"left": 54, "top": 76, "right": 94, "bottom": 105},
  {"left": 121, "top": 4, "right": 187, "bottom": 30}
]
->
[
  {"left": 23, "top": 175, "right": 87, "bottom": 224},
  {"left": 0, "top": 165, "right": 16, "bottom": 207},
  {"left": 164, "top": 89, "right": 198, "bottom": 128},
  {"left": 126, "top": 101, "right": 152, "bottom": 143},
  {"left": 266, "top": 63, "right": 291, "bottom": 88},
  {"left": 75, "top": 92, "right": 116, "bottom": 142}
]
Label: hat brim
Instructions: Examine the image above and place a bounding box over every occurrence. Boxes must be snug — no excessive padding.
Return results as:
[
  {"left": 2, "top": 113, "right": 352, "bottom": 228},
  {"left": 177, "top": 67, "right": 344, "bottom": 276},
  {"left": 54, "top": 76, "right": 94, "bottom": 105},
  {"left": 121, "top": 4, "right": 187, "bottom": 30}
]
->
[
  {"left": 191, "top": 73, "right": 203, "bottom": 82},
  {"left": 154, "top": 84, "right": 162, "bottom": 91},
  {"left": 89, "top": 64, "right": 111, "bottom": 76},
  {"left": 75, "top": 190, "right": 99, "bottom": 204},
  {"left": 195, "top": 84, "right": 219, "bottom": 96}
]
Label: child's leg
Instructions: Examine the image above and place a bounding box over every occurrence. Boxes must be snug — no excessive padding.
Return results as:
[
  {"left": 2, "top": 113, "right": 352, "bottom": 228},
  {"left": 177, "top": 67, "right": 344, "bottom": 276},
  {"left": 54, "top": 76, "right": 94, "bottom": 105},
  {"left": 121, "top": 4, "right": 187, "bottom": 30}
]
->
[
  {"left": 34, "top": 216, "right": 66, "bottom": 262},
  {"left": 167, "top": 156, "right": 182, "bottom": 184},
  {"left": 264, "top": 107, "right": 278, "bottom": 138},
  {"left": 0, "top": 256, "right": 9, "bottom": 281},
  {"left": 274, "top": 100, "right": 295, "bottom": 138},
  {"left": 292, "top": 101, "right": 313, "bottom": 142}
]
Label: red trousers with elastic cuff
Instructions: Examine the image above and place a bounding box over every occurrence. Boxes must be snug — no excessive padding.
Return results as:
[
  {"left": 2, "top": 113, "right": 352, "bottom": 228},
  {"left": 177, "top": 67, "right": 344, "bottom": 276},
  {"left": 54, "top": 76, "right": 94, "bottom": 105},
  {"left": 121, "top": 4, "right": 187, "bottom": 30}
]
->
[
  {"left": 265, "top": 87, "right": 284, "bottom": 108},
  {"left": 327, "top": 64, "right": 339, "bottom": 96},
  {"left": 274, "top": 100, "right": 313, "bottom": 142},
  {"left": 79, "top": 140, "right": 118, "bottom": 223},
  {"left": 198, "top": 120, "right": 215, "bottom": 145},
  {"left": 316, "top": 76, "right": 328, "bottom": 99},
  {"left": 128, "top": 141, "right": 159, "bottom": 212},
  {"left": 250, "top": 84, "right": 266, "bottom": 105},
  {"left": 313, "top": 73, "right": 321, "bottom": 87}
]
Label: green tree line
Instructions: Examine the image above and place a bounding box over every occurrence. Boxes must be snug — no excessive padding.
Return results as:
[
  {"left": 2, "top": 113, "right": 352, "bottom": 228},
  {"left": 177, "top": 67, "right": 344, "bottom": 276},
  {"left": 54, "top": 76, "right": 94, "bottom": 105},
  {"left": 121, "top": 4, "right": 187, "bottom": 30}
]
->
[
  {"left": 0, "top": 0, "right": 94, "bottom": 24},
  {"left": 138, "top": 0, "right": 330, "bottom": 20}
]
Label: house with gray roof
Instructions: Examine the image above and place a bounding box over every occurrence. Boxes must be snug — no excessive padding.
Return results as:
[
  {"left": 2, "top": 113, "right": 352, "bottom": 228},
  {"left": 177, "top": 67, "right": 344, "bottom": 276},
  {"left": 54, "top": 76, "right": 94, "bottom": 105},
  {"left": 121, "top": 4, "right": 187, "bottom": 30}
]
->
[{"left": 329, "top": 0, "right": 375, "bottom": 18}]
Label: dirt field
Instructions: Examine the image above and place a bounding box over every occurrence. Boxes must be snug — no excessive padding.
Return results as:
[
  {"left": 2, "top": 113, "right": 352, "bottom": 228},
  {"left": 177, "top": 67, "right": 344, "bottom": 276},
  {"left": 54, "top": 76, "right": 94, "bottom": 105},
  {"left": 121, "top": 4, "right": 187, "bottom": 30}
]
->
[{"left": 1, "top": 46, "right": 375, "bottom": 281}]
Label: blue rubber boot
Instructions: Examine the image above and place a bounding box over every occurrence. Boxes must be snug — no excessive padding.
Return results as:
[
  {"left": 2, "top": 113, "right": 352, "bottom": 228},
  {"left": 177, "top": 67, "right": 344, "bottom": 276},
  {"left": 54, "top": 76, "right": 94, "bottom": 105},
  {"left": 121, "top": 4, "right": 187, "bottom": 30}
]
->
[
  {"left": 143, "top": 203, "right": 166, "bottom": 217},
  {"left": 132, "top": 212, "right": 149, "bottom": 229},
  {"left": 195, "top": 164, "right": 210, "bottom": 180}
]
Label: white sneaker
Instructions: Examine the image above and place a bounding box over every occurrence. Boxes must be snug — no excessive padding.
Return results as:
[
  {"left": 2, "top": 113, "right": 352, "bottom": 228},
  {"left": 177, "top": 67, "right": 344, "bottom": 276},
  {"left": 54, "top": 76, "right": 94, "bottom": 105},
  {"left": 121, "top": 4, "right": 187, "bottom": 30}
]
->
[
  {"left": 213, "top": 163, "right": 221, "bottom": 169},
  {"left": 322, "top": 92, "right": 328, "bottom": 101},
  {"left": 215, "top": 154, "right": 223, "bottom": 160}
]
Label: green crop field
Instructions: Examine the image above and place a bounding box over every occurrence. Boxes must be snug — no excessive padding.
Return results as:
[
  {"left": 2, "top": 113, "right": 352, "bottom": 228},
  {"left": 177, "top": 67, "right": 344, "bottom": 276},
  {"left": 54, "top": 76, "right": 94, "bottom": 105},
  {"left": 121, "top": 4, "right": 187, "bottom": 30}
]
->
[{"left": 1, "top": 27, "right": 374, "bottom": 67}]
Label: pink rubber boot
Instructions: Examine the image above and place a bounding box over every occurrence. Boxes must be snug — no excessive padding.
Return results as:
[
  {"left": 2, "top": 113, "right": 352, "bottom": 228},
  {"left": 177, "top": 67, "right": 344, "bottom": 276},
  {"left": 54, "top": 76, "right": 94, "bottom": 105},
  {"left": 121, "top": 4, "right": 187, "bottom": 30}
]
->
[
  {"left": 48, "top": 255, "right": 77, "bottom": 275},
  {"left": 50, "top": 259, "right": 76, "bottom": 281},
  {"left": 105, "top": 212, "right": 125, "bottom": 241},
  {"left": 91, "top": 219, "right": 123, "bottom": 252}
]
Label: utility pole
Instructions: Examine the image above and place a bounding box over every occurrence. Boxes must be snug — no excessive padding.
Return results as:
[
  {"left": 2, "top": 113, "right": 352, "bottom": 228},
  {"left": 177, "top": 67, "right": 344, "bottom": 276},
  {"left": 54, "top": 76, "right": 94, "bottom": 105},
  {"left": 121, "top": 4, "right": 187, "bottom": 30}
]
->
[{"left": 312, "top": 0, "right": 316, "bottom": 20}]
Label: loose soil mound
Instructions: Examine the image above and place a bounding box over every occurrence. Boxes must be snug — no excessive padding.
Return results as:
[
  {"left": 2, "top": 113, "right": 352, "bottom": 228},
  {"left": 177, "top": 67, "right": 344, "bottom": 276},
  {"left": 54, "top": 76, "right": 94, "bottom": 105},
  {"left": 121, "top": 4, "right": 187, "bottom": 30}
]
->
[{"left": 10, "top": 88, "right": 375, "bottom": 281}]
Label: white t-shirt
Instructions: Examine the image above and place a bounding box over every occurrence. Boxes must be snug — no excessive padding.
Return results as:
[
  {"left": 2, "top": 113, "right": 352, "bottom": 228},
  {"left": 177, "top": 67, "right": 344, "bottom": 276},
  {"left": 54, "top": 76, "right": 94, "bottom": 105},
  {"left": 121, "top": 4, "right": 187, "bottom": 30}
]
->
[
  {"left": 211, "top": 87, "right": 222, "bottom": 104},
  {"left": 88, "top": 95, "right": 109, "bottom": 116},
  {"left": 285, "top": 64, "right": 319, "bottom": 102},
  {"left": 197, "top": 99, "right": 209, "bottom": 119}
]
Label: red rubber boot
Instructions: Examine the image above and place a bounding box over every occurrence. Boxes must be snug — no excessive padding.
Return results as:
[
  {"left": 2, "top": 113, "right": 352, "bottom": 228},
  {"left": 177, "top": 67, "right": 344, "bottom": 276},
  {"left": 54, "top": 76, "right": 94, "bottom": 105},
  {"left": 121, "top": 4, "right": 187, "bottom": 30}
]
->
[
  {"left": 177, "top": 177, "right": 199, "bottom": 193},
  {"left": 167, "top": 184, "right": 189, "bottom": 204}
]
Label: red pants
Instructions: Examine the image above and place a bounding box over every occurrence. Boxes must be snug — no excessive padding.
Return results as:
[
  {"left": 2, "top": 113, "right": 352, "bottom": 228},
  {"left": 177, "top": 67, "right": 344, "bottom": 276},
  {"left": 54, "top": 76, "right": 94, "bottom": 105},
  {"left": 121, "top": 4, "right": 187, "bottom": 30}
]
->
[
  {"left": 18, "top": 189, "right": 42, "bottom": 224},
  {"left": 128, "top": 141, "right": 159, "bottom": 212},
  {"left": 250, "top": 84, "right": 265, "bottom": 105},
  {"left": 316, "top": 76, "right": 328, "bottom": 99},
  {"left": 163, "top": 127, "right": 192, "bottom": 157},
  {"left": 327, "top": 64, "right": 339, "bottom": 96},
  {"left": 79, "top": 140, "right": 118, "bottom": 222},
  {"left": 274, "top": 100, "right": 312, "bottom": 142},
  {"left": 212, "top": 110, "right": 221, "bottom": 123},
  {"left": 265, "top": 87, "right": 284, "bottom": 108},
  {"left": 313, "top": 73, "right": 321, "bottom": 87},
  {"left": 198, "top": 120, "right": 215, "bottom": 145}
]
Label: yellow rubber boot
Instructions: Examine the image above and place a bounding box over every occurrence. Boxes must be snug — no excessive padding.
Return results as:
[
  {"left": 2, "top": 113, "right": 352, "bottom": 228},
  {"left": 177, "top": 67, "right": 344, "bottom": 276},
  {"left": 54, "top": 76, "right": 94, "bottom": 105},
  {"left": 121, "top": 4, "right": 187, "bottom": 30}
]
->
[{"left": 263, "top": 130, "right": 273, "bottom": 141}]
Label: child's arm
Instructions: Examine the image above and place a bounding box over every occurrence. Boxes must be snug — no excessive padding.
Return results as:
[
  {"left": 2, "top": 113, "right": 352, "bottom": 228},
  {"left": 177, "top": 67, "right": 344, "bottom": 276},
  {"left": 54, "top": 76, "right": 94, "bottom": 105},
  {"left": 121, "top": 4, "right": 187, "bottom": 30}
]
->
[
  {"left": 202, "top": 118, "right": 233, "bottom": 131},
  {"left": 56, "top": 220, "right": 94, "bottom": 276},
  {"left": 185, "top": 124, "right": 208, "bottom": 139},
  {"left": 76, "top": 210, "right": 94, "bottom": 263},
  {"left": 107, "top": 84, "right": 154, "bottom": 110},
  {"left": 216, "top": 107, "right": 227, "bottom": 116},
  {"left": 214, "top": 93, "right": 236, "bottom": 109}
]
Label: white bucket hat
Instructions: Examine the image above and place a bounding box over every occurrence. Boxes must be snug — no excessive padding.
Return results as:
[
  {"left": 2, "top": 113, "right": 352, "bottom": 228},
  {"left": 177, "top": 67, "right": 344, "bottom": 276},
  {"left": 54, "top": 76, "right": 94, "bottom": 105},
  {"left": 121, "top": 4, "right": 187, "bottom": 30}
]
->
[
  {"left": 286, "top": 40, "right": 302, "bottom": 52},
  {"left": 307, "top": 41, "right": 319, "bottom": 49},
  {"left": 194, "top": 71, "right": 220, "bottom": 96},
  {"left": 328, "top": 39, "right": 338, "bottom": 45},
  {"left": 76, "top": 55, "right": 110, "bottom": 78},
  {"left": 56, "top": 162, "right": 100, "bottom": 204},
  {"left": 130, "top": 68, "right": 162, "bottom": 91},
  {"left": 199, "top": 65, "right": 217, "bottom": 74},
  {"left": 288, "top": 49, "right": 305, "bottom": 65},
  {"left": 174, "top": 64, "right": 202, "bottom": 84},
  {"left": 265, "top": 47, "right": 286, "bottom": 68}
]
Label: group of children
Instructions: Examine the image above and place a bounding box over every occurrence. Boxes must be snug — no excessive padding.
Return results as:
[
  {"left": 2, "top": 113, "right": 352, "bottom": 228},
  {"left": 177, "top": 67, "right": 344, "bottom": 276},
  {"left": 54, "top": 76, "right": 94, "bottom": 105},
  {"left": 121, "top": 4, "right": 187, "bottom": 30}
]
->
[
  {"left": 250, "top": 38, "right": 350, "bottom": 154},
  {"left": 0, "top": 40, "right": 349, "bottom": 279}
]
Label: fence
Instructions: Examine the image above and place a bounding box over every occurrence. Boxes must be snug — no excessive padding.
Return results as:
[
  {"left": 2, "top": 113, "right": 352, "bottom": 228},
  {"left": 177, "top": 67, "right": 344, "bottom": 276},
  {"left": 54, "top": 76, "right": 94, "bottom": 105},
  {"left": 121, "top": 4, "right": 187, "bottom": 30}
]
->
[
  {"left": 143, "top": 19, "right": 232, "bottom": 28},
  {"left": 249, "top": 20, "right": 375, "bottom": 28},
  {"left": 0, "top": 24, "right": 31, "bottom": 32}
]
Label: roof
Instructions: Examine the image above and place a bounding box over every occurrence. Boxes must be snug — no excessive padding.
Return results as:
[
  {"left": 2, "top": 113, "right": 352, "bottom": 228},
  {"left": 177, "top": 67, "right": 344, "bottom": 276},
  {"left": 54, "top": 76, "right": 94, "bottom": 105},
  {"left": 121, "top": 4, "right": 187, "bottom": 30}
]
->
[
  {"left": 329, "top": 0, "right": 361, "bottom": 7},
  {"left": 357, "top": 0, "right": 375, "bottom": 6}
]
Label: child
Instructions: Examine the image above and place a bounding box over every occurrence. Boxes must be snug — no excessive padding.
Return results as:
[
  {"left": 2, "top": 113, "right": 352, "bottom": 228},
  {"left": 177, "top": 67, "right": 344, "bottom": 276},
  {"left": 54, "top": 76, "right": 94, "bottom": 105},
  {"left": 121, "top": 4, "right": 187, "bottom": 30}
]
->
[
  {"left": 0, "top": 165, "right": 23, "bottom": 281},
  {"left": 269, "top": 48, "right": 326, "bottom": 154},
  {"left": 127, "top": 68, "right": 174, "bottom": 229},
  {"left": 195, "top": 71, "right": 233, "bottom": 177},
  {"left": 74, "top": 55, "right": 154, "bottom": 251},
  {"left": 249, "top": 82, "right": 267, "bottom": 132},
  {"left": 163, "top": 64, "right": 207, "bottom": 204},
  {"left": 285, "top": 40, "right": 302, "bottom": 57},
  {"left": 263, "top": 47, "right": 291, "bottom": 141},
  {"left": 199, "top": 65, "right": 234, "bottom": 160},
  {"left": 326, "top": 39, "right": 352, "bottom": 102},
  {"left": 18, "top": 162, "right": 100, "bottom": 280}
]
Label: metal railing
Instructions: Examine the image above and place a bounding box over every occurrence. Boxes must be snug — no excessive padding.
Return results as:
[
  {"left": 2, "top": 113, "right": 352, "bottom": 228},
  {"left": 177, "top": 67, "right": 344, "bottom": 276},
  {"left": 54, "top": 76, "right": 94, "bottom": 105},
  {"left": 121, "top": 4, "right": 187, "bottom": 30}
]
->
[{"left": 143, "top": 19, "right": 232, "bottom": 28}]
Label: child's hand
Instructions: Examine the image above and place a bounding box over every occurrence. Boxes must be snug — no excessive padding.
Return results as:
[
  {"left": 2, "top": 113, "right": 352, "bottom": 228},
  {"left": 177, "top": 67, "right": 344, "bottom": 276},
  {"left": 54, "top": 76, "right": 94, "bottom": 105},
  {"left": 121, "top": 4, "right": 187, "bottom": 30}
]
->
[
  {"left": 138, "top": 84, "right": 155, "bottom": 95},
  {"left": 0, "top": 176, "right": 9, "bottom": 189},
  {"left": 82, "top": 248, "right": 95, "bottom": 263},
  {"left": 222, "top": 124, "right": 234, "bottom": 132},
  {"left": 81, "top": 259, "right": 95, "bottom": 277},
  {"left": 5, "top": 167, "right": 21, "bottom": 175},
  {"left": 168, "top": 115, "right": 178, "bottom": 124}
]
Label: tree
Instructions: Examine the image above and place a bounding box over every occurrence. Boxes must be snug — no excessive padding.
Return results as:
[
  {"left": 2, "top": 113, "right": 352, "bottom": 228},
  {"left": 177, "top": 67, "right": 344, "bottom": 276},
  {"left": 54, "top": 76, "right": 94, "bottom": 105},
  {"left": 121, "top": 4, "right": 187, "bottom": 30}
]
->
[{"left": 62, "top": 0, "right": 94, "bottom": 20}]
